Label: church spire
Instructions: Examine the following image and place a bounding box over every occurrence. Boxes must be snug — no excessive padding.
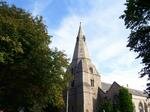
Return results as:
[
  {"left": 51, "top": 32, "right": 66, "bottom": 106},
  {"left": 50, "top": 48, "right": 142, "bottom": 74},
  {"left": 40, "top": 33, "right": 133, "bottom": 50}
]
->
[
  {"left": 68, "top": 23, "right": 101, "bottom": 112},
  {"left": 72, "top": 23, "right": 90, "bottom": 61},
  {"left": 77, "top": 22, "right": 84, "bottom": 39}
]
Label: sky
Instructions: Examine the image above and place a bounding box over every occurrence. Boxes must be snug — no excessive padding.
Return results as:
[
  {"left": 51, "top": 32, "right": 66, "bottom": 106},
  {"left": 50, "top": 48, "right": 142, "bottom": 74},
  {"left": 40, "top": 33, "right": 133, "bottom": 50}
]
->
[{"left": 7, "top": 0, "right": 148, "bottom": 90}]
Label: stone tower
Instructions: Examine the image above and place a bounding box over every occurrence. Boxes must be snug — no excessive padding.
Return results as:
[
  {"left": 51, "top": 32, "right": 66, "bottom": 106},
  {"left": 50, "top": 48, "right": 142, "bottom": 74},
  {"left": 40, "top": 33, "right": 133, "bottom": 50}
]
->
[{"left": 68, "top": 23, "right": 101, "bottom": 112}]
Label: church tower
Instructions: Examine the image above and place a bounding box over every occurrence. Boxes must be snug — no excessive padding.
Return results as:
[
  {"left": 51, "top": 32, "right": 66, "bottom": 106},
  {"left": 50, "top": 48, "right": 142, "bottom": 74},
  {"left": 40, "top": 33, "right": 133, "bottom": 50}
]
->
[{"left": 68, "top": 23, "right": 101, "bottom": 112}]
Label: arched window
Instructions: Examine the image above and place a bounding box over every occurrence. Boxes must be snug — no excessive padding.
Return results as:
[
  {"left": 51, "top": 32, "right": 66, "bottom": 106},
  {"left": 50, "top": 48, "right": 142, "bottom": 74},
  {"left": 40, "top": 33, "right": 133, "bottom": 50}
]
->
[
  {"left": 133, "top": 103, "right": 136, "bottom": 112},
  {"left": 144, "top": 102, "right": 148, "bottom": 112},
  {"left": 71, "top": 80, "right": 74, "bottom": 87},
  {"left": 139, "top": 102, "right": 144, "bottom": 112},
  {"left": 89, "top": 67, "right": 93, "bottom": 74},
  {"left": 91, "top": 79, "right": 94, "bottom": 87},
  {"left": 113, "top": 95, "right": 119, "bottom": 105},
  {"left": 83, "top": 35, "right": 86, "bottom": 41},
  {"left": 71, "top": 68, "right": 73, "bottom": 74},
  {"left": 148, "top": 103, "right": 150, "bottom": 112}
]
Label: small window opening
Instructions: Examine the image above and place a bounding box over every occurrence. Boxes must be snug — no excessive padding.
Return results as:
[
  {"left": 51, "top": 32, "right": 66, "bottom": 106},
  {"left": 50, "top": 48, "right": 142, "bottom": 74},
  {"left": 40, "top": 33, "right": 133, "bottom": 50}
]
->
[
  {"left": 83, "top": 35, "right": 86, "bottom": 41},
  {"left": 91, "top": 79, "right": 94, "bottom": 87},
  {"left": 89, "top": 67, "right": 93, "bottom": 74},
  {"left": 71, "top": 68, "right": 73, "bottom": 74},
  {"left": 71, "top": 80, "right": 74, "bottom": 87},
  {"left": 139, "top": 102, "right": 144, "bottom": 112}
]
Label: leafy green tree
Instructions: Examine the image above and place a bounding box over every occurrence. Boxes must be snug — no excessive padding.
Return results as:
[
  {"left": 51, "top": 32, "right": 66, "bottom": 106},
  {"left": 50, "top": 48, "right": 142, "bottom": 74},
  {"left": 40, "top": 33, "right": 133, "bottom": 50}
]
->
[
  {"left": 118, "top": 88, "right": 134, "bottom": 112},
  {"left": 0, "top": 1, "right": 69, "bottom": 112},
  {"left": 97, "top": 88, "right": 133, "bottom": 112},
  {"left": 98, "top": 99, "right": 113, "bottom": 112},
  {"left": 120, "top": 0, "right": 150, "bottom": 96}
]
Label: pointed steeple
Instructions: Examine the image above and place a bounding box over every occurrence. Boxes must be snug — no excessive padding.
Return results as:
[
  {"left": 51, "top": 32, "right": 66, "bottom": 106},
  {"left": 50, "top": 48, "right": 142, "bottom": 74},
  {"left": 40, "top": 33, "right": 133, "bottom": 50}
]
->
[
  {"left": 72, "top": 23, "right": 90, "bottom": 61},
  {"left": 68, "top": 23, "right": 101, "bottom": 112},
  {"left": 77, "top": 22, "right": 84, "bottom": 39}
]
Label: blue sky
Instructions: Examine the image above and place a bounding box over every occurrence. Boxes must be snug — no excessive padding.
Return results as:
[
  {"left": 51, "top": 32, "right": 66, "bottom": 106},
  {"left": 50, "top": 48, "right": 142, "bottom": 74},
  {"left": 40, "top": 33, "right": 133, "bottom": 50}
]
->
[{"left": 7, "top": 0, "right": 147, "bottom": 90}]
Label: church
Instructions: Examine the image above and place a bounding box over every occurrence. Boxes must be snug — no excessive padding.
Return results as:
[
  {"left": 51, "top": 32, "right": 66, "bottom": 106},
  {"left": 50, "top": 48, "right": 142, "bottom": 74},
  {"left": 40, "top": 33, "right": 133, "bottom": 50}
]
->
[{"left": 67, "top": 24, "right": 150, "bottom": 112}]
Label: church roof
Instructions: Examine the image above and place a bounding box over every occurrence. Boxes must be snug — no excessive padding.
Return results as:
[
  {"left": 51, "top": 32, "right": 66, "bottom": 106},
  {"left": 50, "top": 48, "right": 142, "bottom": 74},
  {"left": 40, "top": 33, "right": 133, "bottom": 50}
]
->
[
  {"left": 101, "top": 82, "right": 147, "bottom": 97},
  {"left": 128, "top": 88, "right": 147, "bottom": 97},
  {"left": 101, "top": 82, "right": 111, "bottom": 92}
]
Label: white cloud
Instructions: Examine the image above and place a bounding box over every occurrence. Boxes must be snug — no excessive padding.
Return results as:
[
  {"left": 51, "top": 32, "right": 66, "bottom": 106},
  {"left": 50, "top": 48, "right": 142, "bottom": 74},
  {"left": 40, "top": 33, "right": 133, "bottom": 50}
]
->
[
  {"left": 102, "top": 67, "right": 147, "bottom": 90},
  {"left": 48, "top": 0, "right": 147, "bottom": 90},
  {"left": 32, "top": 0, "right": 53, "bottom": 16},
  {"left": 49, "top": 15, "right": 81, "bottom": 60}
]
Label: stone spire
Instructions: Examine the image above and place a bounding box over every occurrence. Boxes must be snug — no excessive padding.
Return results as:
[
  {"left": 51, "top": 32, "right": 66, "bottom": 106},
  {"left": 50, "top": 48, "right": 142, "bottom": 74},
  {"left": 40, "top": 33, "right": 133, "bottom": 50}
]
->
[
  {"left": 68, "top": 23, "right": 101, "bottom": 112},
  {"left": 72, "top": 23, "right": 90, "bottom": 61}
]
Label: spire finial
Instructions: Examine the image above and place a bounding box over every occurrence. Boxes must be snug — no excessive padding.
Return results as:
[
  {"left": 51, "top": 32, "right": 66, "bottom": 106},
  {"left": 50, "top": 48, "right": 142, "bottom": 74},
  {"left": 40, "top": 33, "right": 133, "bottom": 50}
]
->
[
  {"left": 77, "top": 22, "right": 83, "bottom": 38},
  {"left": 80, "top": 22, "right": 82, "bottom": 26}
]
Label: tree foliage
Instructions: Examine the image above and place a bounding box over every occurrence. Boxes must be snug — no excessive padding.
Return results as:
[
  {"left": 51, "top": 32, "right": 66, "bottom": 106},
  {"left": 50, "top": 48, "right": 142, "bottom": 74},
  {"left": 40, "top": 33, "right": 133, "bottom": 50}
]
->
[
  {"left": 97, "top": 88, "right": 134, "bottom": 112},
  {"left": 98, "top": 99, "right": 113, "bottom": 112},
  {"left": 120, "top": 0, "right": 150, "bottom": 96},
  {"left": 118, "top": 88, "right": 134, "bottom": 112},
  {"left": 0, "top": 1, "right": 69, "bottom": 112}
]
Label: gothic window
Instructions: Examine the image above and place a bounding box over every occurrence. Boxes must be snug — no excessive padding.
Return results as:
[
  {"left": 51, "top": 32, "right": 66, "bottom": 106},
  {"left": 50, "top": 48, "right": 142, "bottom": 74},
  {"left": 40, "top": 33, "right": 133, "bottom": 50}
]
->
[
  {"left": 144, "top": 102, "right": 148, "bottom": 112},
  {"left": 139, "top": 102, "right": 144, "bottom": 112},
  {"left": 148, "top": 103, "right": 150, "bottom": 112},
  {"left": 113, "top": 95, "right": 119, "bottom": 105},
  {"left": 71, "top": 80, "right": 74, "bottom": 87},
  {"left": 89, "top": 67, "right": 93, "bottom": 74},
  {"left": 71, "top": 68, "right": 73, "bottom": 74},
  {"left": 133, "top": 103, "right": 136, "bottom": 112},
  {"left": 91, "top": 79, "right": 94, "bottom": 87},
  {"left": 83, "top": 35, "right": 86, "bottom": 41}
]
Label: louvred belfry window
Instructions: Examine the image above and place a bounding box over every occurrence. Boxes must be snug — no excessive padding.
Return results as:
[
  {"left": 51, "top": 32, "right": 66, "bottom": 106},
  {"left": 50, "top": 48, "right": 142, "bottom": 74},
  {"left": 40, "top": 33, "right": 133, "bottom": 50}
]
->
[{"left": 91, "top": 79, "right": 94, "bottom": 87}]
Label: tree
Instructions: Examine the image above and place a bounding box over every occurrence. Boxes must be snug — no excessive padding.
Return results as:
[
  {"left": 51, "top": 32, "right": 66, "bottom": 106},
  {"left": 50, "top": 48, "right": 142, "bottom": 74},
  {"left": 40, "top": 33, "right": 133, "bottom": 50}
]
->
[
  {"left": 118, "top": 88, "right": 134, "bottom": 112},
  {"left": 98, "top": 99, "right": 113, "bottom": 112},
  {"left": 0, "top": 1, "right": 69, "bottom": 112},
  {"left": 120, "top": 0, "right": 150, "bottom": 96},
  {"left": 97, "top": 88, "right": 133, "bottom": 112}
]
